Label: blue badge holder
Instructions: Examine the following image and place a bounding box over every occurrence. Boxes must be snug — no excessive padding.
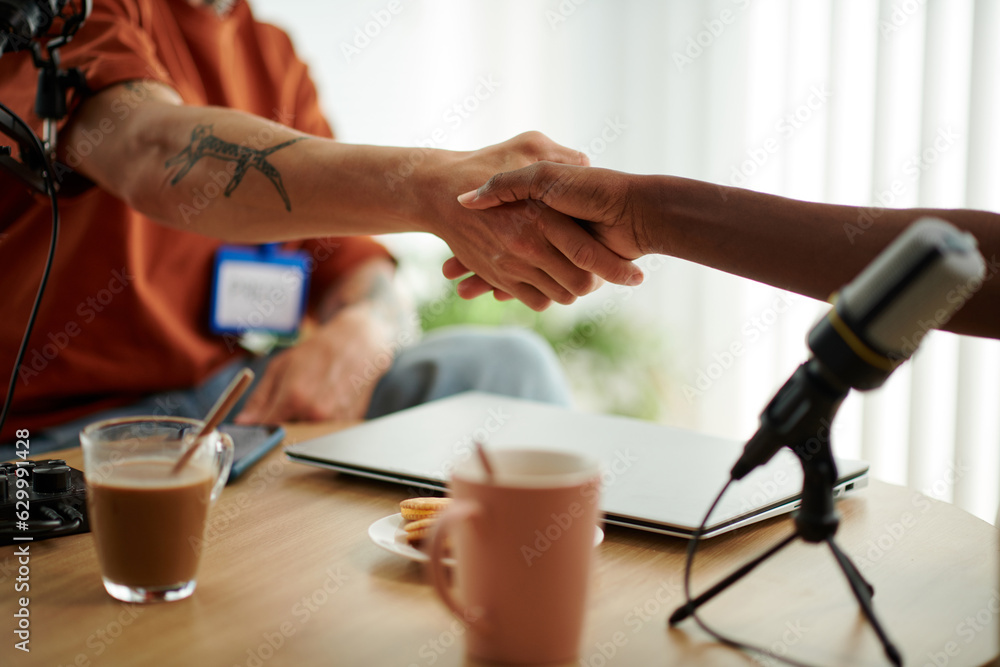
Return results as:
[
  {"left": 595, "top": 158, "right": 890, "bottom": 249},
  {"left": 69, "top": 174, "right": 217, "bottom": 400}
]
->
[{"left": 209, "top": 243, "right": 311, "bottom": 337}]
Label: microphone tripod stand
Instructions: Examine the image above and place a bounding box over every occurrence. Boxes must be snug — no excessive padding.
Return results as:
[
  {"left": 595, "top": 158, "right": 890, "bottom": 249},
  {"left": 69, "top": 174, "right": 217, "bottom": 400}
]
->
[{"left": 669, "top": 362, "right": 903, "bottom": 666}]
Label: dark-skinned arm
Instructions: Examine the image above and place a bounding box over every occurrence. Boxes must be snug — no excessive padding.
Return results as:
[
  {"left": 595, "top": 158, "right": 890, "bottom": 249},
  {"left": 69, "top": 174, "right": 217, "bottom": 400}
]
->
[{"left": 452, "top": 162, "right": 1000, "bottom": 338}]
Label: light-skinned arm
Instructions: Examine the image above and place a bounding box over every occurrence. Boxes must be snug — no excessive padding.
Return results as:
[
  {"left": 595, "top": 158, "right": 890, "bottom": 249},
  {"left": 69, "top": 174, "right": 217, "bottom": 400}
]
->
[
  {"left": 451, "top": 162, "right": 1000, "bottom": 338},
  {"left": 59, "top": 81, "right": 644, "bottom": 311}
]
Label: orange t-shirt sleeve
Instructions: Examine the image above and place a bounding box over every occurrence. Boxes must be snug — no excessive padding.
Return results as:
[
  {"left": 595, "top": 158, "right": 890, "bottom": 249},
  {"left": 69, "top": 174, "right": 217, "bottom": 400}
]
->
[
  {"left": 2, "top": 0, "right": 175, "bottom": 135},
  {"left": 61, "top": 0, "right": 175, "bottom": 95}
]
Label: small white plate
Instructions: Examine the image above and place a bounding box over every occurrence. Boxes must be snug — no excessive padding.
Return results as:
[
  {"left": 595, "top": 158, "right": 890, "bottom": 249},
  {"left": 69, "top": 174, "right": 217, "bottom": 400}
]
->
[{"left": 368, "top": 513, "right": 605, "bottom": 564}]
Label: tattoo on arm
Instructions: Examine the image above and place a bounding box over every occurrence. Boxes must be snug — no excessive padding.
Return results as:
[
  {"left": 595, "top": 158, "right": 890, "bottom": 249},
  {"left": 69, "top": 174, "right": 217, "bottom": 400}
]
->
[{"left": 164, "top": 124, "right": 306, "bottom": 212}]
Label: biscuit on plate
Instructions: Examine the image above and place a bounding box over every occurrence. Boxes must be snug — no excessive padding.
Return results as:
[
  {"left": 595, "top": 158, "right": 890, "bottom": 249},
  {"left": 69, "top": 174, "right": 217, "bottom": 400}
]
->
[
  {"left": 400, "top": 497, "right": 451, "bottom": 521},
  {"left": 403, "top": 518, "right": 438, "bottom": 546}
]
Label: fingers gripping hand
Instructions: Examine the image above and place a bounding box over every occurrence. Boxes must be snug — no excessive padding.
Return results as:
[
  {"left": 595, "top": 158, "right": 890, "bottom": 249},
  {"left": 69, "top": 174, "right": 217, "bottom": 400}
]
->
[
  {"left": 442, "top": 257, "right": 592, "bottom": 303},
  {"left": 458, "top": 162, "right": 647, "bottom": 265},
  {"left": 440, "top": 199, "right": 631, "bottom": 310},
  {"left": 441, "top": 163, "right": 645, "bottom": 303},
  {"left": 429, "top": 132, "right": 636, "bottom": 308}
]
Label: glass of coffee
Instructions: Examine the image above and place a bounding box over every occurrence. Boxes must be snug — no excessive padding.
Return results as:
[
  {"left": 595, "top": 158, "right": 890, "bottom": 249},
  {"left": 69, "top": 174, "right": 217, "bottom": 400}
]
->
[{"left": 80, "top": 416, "right": 234, "bottom": 603}]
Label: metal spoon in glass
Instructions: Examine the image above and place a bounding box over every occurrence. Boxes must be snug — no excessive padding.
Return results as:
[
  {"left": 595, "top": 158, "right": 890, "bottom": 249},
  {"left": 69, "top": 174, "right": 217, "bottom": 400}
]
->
[{"left": 171, "top": 368, "right": 255, "bottom": 475}]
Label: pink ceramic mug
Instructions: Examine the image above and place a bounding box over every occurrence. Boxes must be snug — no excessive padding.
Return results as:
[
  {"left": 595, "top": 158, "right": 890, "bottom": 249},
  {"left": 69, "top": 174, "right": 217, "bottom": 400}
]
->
[{"left": 428, "top": 448, "right": 601, "bottom": 664}]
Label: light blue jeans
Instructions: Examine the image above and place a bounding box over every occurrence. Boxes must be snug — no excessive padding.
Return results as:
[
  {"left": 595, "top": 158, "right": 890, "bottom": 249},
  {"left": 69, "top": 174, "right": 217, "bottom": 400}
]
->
[{"left": 1, "top": 327, "right": 571, "bottom": 460}]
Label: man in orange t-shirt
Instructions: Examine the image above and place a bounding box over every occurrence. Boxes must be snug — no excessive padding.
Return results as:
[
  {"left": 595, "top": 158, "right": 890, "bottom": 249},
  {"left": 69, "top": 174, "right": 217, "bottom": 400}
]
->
[{"left": 0, "top": 0, "right": 644, "bottom": 455}]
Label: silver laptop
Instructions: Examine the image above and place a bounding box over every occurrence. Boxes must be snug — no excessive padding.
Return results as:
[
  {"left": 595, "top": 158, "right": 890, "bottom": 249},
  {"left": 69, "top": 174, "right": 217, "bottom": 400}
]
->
[{"left": 285, "top": 391, "right": 868, "bottom": 538}]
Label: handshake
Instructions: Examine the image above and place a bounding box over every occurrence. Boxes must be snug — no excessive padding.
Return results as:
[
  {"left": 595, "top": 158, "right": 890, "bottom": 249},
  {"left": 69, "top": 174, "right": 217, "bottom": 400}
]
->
[
  {"left": 431, "top": 133, "right": 654, "bottom": 312},
  {"left": 429, "top": 131, "right": 996, "bottom": 339}
]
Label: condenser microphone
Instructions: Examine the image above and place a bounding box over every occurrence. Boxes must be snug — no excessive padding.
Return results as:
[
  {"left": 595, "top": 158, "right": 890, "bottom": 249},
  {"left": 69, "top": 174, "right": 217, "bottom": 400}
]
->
[
  {"left": 730, "top": 217, "right": 986, "bottom": 480},
  {"left": 0, "top": 0, "right": 65, "bottom": 57},
  {"left": 0, "top": 0, "right": 90, "bottom": 58}
]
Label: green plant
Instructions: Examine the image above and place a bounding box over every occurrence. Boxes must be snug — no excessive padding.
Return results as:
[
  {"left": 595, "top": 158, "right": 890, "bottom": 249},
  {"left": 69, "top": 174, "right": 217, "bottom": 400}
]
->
[{"left": 417, "top": 281, "right": 668, "bottom": 421}]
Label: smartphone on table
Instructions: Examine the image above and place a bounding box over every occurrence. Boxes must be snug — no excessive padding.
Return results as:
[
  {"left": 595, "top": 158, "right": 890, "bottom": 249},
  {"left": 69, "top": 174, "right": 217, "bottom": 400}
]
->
[{"left": 218, "top": 423, "right": 285, "bottom": 484}]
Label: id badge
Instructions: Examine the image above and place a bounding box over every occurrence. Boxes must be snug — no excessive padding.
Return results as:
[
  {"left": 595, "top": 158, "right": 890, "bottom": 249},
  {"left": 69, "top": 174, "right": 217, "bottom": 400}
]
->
[{"left": 210, "top": 244, "right": 310, "bottom": 337}]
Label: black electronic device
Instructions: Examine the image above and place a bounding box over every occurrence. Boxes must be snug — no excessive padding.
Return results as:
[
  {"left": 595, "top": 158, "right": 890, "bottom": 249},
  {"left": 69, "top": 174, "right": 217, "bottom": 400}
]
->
[
  {"left": 670, "top": 218, "right": 987, "bottom": 667},
  {"left": 731, "top": 218, "right": 986, "bottom": 481},
  {"left": 0, "top": 0, "right": 91, "bottom": 168},
  {"left": 0, "top": 458, "right": 89, "bottom": 545},
  {"left": 220, "top": 423, "right": 285, "bottom": 483},
  {"left": 0, "top": 0, "right": 83, "bottom": 58},
  {"left": 0, "top": 422, "right": 283, "bottom": 546},
  {"left": 0, "top": 0, "right": 90, "bottom": 440}
]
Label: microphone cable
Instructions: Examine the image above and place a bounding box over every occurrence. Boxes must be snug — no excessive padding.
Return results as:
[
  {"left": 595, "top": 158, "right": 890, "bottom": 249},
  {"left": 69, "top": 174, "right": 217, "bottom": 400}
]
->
[
  {"left": 0, "top": 99, "right": 60, "bottom": 440},
  {"left": 675, "top": 478, "right": 818, "bottom": 667}
]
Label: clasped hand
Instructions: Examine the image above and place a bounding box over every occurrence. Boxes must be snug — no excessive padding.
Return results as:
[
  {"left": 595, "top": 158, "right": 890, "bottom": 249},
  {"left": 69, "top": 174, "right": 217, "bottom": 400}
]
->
[{"left": 426, "top": 136, "right": 645, "bottom": 310}]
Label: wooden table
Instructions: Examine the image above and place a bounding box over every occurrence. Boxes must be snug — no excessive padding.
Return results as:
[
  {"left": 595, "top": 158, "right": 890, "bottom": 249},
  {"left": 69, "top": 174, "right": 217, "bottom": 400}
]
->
[{"left": 2, "top": 423, "right": 998, "bottom": 667}]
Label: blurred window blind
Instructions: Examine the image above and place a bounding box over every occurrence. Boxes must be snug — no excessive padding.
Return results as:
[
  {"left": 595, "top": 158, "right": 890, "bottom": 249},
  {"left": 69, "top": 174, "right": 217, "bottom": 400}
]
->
[{"left": 256, "top": 0, "right": 1000, "bottom": 523}]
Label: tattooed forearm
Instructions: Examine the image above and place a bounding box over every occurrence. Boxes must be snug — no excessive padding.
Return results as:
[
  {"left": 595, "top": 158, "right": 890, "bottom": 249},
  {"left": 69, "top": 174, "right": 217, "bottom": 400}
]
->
[{"left": 164, "top": 124, "right": 306, "bottom": 212}]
